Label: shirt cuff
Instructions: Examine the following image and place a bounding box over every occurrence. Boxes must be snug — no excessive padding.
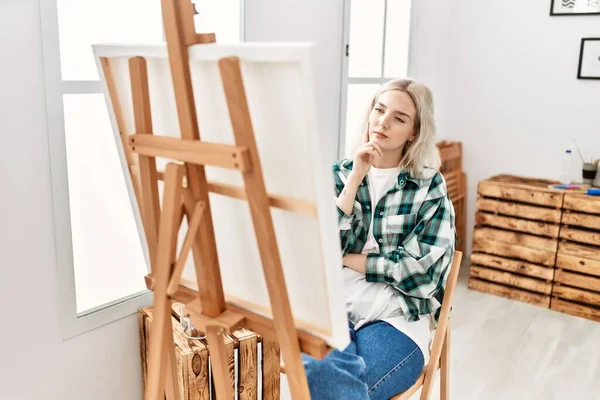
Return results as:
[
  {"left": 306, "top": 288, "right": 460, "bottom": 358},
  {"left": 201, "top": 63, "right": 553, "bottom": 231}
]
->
[
  {"left": 365, "top": 253, "right": 386, "bottom": 283},
  {"left": 337, "top": 206, "right": 354, "bottom": 230}
]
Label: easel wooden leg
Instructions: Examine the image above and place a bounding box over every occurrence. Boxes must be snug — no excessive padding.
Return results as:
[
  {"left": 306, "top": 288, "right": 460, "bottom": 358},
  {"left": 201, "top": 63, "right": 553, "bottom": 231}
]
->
[
  {"left": 218, "top": 56, "right": 311, "bottom": 400},
  {"left": 145, "top": 163, "right": 185, "bottom": 400},
  {"left": 206, "top": 326, "right": 234, "bottom": 399}
]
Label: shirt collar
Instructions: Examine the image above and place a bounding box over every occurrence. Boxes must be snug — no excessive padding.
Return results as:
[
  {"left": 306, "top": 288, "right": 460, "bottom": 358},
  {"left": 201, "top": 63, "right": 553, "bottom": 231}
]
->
[{"left": 341, "top": 159, "right": 420, "bottom": 188}]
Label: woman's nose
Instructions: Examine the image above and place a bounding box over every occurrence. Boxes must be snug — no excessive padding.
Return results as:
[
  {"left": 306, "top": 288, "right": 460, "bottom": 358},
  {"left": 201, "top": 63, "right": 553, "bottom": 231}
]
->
[{"left": 378, "top": 116, "right": 388, "bottom": 129}]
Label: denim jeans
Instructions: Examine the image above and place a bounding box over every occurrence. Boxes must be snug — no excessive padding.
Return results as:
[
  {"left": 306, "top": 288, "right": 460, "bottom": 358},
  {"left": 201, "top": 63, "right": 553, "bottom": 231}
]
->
[{"left": 302, "top": 320, "right": 425, "bottom": 400}]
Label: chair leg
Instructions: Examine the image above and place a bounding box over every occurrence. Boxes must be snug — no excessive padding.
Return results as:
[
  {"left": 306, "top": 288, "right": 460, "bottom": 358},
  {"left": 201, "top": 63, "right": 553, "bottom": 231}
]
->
[{"left": 440, "top": 324, "right": 450, "bottom": 400}]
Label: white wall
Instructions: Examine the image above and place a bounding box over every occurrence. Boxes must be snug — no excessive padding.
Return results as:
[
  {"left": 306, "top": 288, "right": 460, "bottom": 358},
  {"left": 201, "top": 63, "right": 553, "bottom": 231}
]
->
[
  {"left": 244, "top": 0, "right": 346, "bottom": 162},
  {"left": 410, "top": 0, "right": 600, "bottom": 254},
  {"left": 0, "top": 1, "right": 142, "bottom": 399}
]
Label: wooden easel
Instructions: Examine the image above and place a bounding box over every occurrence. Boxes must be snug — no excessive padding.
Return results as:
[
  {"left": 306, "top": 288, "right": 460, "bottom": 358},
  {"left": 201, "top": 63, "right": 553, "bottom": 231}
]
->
[{"left": 99, "top": 1, "right": 332, "bottom": 399}]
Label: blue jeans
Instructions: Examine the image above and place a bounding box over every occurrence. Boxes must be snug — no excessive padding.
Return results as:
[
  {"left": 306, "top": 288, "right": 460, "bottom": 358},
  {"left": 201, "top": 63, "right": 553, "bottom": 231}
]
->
[{"left": 302, "top": 321, "right": 424, "bottom": 400}]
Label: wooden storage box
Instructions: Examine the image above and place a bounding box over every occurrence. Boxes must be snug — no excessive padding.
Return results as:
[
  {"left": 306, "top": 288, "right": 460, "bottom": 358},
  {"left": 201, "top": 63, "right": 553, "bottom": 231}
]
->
[
  {"left": 552, "top": 193, "right": 600, "bottom": 322},
  {"left": 468, "top": 175, "right": 561, "bottom": 308},
  {"left": 138, "top": 305, "right": 281, "bottom": 399}
]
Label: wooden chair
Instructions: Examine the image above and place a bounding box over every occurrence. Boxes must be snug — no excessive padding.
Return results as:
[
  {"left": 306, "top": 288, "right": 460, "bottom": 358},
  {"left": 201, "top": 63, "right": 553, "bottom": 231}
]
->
[{"left": 392, "top": 250, "right": 463, "bottom": 400}]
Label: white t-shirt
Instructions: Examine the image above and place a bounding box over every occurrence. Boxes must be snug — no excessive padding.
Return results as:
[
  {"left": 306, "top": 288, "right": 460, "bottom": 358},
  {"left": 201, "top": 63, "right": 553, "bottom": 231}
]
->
[{"left": 343, "top": 166, "right": 433, "bottom": 362}]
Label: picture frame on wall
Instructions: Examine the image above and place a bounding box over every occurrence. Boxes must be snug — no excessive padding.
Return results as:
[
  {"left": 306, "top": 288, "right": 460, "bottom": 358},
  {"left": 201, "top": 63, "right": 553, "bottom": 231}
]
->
[
  {"left": 577, "top": 38, "right": 600, "bottom": 80},
  {"left": 550, "top": 0, "right": 600, "bottom": 15}
]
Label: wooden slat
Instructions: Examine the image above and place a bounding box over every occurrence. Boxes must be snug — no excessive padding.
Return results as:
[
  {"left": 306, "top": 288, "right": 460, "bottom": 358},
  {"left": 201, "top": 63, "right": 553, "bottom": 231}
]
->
[
  {"left": 478, "top": 180, "right": 563, "bottom": 207},
  {"left": 559, "top": 227, "right": 600, "bottom": 247},
  {"left": 474, "top": 227, "right": 557, "bottom": 252},
  {"left": 205, "top": 327, "right": 234, "bottom": 400},
  {"left": 555, "top": 269, "right": 600, "bottom": 293},
  {"left": 552, "top": 285, "right": 600, "bottom": 306},
  {"left": 561, "top": 211, "right": 600, "bottom": 231},
  {"left": 130, "top": 57, "right": 162, "bottom": 268},
  {"left": 476, "top": 198, "right": 561, "bottom": 223},
  {"left": 224, "top": 334, "right": 236, "bottom": 395},
  {"left": 563, "top": 193, "right": 600, "bottom": 214},
  {"left": 472, "top": 238, "right": 555, "bottom": 266},
  {"left": 469, "top": 266, "right": 552, "bottom": 294},
  {"left": 475, "top": 212, "right": 559, "bottom": 238},
  {"left": 262, "top": 340, "right": 281, "bottom": 400},
  {"left": 232, "top": 329, "right": 258, "bottom": 400},
  {"left": 138, "top": 308, "right": 151, "bottom": 395},
  {"left": 129, "top": 134, "right": 251, "bottom": 172},
  {"left": 218, "top": 56, "right": 310, "bottom": 398},
  {"left": 490, "top": 174, "right": 559, "bottom": 187},
  {"left": 558, "top": 241, "right": 600, "bottom": 262},
  {"left": 555, "top": 253, "right": 600, "bottom": 277},
  {"left": 468, "top": 278, "right": 551, "bottom": 307},
  {"left": 471, "top": 253, "right": 554, "bottom": 280},
  {"left": 550, "top": 298, "right": 600, "bottom": 322}
]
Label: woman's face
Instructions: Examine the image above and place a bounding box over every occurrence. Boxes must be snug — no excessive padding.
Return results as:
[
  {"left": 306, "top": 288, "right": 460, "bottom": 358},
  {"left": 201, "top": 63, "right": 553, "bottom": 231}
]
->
[{"left": 367, "top": 90, "right": 417, "bottom": 153}]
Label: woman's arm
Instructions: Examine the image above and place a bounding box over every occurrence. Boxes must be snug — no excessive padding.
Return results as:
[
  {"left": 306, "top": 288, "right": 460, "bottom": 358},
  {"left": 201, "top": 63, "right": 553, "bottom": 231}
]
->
[
  {"left": 364, "top": 194, "right": 455, "bottom": 299},
  {"left": 336, "top": 173, "right": 362, "bottom": 215}
]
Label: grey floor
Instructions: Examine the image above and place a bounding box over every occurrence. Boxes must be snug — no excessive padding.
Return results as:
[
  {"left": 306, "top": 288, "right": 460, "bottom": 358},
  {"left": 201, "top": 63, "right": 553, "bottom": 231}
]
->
[{"left": 282, "top": 264, "right": 600, "bottom": 399}]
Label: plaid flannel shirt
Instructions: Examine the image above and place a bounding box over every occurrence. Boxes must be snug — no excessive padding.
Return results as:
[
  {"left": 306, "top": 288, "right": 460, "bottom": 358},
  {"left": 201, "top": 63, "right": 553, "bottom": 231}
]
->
[{"left": 333, "top": 159, "right": 456, "bottom": 322}]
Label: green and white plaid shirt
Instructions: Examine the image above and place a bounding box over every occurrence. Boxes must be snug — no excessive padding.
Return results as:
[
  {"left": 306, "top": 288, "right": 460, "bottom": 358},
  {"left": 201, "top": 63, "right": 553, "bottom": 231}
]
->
[{"left": 333, "top": 159, "right": 456, "bottom": 322}]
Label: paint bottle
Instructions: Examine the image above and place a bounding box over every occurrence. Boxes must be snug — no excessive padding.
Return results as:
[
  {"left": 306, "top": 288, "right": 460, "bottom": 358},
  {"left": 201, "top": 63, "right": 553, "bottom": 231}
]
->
[{"left": 560, "top": 150, "right": 579, "bottom": 184}]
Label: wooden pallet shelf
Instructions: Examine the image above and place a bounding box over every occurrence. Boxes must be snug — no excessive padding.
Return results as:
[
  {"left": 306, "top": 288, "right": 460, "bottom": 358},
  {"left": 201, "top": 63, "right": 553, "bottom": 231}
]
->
[
  {"left": 470, "top": 177, "right": 600, "bottom": 323},
  {"left": 551, "top": 193, "right": 600, "bottom": 322},
  {"left": 469, "top": 175, "right": 560, "bottom": 308},
  {"left": 437, "top": 141, "right": 467, "bottom": 254}
]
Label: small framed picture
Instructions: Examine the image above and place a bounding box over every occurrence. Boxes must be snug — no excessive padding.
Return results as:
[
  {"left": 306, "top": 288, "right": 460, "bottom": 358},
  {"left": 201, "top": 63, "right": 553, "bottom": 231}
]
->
[
  {"left": 550, "top": 0, "right": 600, "bottom": 15},
  {"left": 578, "top": 38, "right": 600, "bottom": 80}
]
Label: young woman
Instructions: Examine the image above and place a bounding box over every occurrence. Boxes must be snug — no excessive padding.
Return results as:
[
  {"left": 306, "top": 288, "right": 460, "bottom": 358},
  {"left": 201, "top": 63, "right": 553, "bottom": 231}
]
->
[{"left": 303, "top": 79, "right": 456, "bottom": 399}]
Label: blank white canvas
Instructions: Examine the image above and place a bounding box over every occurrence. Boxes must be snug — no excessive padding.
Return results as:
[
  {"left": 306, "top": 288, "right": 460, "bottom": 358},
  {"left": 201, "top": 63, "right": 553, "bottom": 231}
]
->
[{"left": 93, "top": 42, "right": 350, "bottom": 350}]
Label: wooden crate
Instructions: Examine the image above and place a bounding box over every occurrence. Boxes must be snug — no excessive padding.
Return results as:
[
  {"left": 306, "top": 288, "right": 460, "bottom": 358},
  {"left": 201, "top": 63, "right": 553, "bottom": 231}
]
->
[
  {"left": 437, "top": 141, "right": 467, "bottom": 254},
  {"left": 138, "top": 305, "right": 280, "bottom": 399},
  {"left": 468, "top": 175, "right": 561, "bottom": 307},
  {"left": 552, "top": 193, "right": 600, "bottom": 322}
]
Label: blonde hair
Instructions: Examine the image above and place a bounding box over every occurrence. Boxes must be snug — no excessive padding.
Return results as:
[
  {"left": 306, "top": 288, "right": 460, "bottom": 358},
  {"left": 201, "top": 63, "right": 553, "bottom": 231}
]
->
[{"left": 347, "top": 78, "right": 441, "bottom": 178}]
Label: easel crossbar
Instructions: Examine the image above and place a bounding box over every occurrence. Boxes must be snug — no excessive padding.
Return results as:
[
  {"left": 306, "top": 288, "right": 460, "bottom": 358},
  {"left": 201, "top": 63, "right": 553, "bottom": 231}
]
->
[{"left": 129, "top": 134, "right": 252, "bottom": 171}]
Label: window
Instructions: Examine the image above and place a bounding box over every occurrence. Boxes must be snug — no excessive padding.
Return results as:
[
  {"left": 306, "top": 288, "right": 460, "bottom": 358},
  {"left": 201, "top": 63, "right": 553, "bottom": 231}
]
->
[
  {"left": 41, "top": 0, "right": 244, "bottom": 338},
  {"left": 338, "top": 0, "right": 413, "bottom": 158}
]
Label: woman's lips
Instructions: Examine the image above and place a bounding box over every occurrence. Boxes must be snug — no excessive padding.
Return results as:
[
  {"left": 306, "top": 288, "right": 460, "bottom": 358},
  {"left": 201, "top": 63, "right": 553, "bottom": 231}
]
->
[{"left": 373, "top": 131, "right": 388, "bottom": 139}]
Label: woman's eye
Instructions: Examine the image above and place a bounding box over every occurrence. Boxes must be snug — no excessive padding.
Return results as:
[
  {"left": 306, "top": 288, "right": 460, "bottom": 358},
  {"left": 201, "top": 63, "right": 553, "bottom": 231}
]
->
[
  {"left": 395, "top": 117, "right": 405, "bottom": 123},
  {"left": 374, "top": 107, "right": 383, "bottom": 113}
]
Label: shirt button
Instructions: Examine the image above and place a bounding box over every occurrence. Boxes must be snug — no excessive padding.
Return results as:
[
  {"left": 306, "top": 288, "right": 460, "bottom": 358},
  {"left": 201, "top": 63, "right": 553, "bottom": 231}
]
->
[
  {"left": 366, "top": 205, "right": 370, "bottom": 210},
  {"left": 379, "top": 212, "right": 384, "bottom": 216},
  {"left": 378, "top": 238, "right": 383, "bottom": 243}
]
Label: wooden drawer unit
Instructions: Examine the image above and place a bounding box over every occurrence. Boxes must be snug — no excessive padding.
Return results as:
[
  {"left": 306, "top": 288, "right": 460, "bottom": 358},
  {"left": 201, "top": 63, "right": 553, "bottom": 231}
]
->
[
  {"left": 552, "top": 193, "right": 600, "bottom": 322},
  {"left": 468, "top": 175, "right": 561, "bottom": 308}
]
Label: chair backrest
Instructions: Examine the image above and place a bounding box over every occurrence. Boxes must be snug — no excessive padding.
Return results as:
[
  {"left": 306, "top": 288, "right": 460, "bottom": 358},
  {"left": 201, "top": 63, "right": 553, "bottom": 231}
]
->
[{"left": 421, "top": 250, "right": 463, "bottom": 391}]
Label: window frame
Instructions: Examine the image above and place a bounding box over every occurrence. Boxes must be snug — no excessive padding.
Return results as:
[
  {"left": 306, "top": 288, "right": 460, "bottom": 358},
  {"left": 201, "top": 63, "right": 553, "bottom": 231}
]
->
[
  {"left": 39, "top": 0, "right": 246, "bottom": 339},
  {"left": 337, "top": 0, "right": 415, "bottom": 159}
]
